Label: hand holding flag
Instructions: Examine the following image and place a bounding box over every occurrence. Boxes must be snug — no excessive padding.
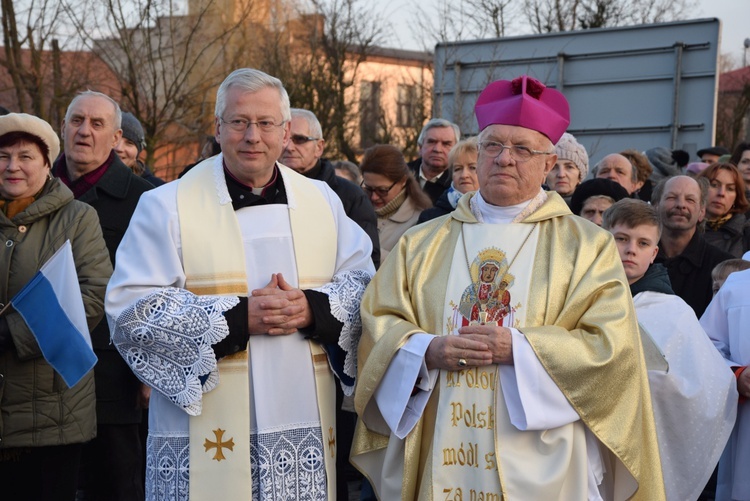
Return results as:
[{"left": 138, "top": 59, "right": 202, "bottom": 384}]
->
[{"left": 5, "top": 240, "right": 97, "bottom": 388}]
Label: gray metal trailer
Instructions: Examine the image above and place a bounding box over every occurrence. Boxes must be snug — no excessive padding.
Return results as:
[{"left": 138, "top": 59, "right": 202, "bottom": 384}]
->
[{"left": 433, "top": 18, "right": 722, "bottom": 165}]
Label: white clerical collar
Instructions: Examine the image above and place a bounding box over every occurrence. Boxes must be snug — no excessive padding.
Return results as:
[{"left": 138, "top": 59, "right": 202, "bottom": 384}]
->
[{"left": 474, "top": 191, "right": 534, "bottom": 224}]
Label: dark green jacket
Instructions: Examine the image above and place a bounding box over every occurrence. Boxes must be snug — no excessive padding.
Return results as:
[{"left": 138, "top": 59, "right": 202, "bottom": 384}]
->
[{"left": 0, "top": 178, "right": 112, "bottom": 448}]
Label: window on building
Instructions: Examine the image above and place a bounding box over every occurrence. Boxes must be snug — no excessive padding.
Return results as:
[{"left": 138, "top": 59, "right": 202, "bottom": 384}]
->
[
  {"left": 397, "top": 84, "right": 419, "bottom": 128},
  {"left": 360, "top": 80, "right": 382, "bottom": 149}
]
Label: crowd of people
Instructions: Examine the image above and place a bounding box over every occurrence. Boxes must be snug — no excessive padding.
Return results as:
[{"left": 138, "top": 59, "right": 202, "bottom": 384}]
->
[{"left": 0, "top": 67, "right": 748, "bottom": 501}]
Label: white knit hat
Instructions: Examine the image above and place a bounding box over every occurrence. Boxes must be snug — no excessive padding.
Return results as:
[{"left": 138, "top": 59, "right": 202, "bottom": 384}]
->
[
  {"left": 0, "top": 113, "right": 60, "bottom": 166},
  {"left": 554, "top": 132, "right": 588, "bottom": 180}
]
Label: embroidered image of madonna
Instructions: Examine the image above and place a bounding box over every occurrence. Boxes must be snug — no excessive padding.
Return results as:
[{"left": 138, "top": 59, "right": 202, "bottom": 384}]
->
[{"left": 457, "top": 248, "right": 515, "bottom": 327}]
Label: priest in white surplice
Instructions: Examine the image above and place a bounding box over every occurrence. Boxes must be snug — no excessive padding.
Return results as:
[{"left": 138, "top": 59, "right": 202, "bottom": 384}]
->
[
  {"left": 105, "top": 69, "right": 374, "bottom": 501},
  {"left": 351, "top": 76, "right": 665, "bottom": 500}
]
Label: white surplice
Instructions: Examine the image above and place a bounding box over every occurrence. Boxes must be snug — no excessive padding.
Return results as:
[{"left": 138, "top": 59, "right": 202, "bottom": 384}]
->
[
  {"left": 634, "top": 291, "right": 737, "bottom": 501},
  {"left": 701, "top": 269, "right": 750, "bottom": 501},
  {"left": 105, "top": 161, "right": 374, "bottom": 501}
]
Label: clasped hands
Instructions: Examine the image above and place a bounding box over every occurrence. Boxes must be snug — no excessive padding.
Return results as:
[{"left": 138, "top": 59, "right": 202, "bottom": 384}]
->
[
  {"left": 247, "top": 273, "right": 312, "bottom": 335},
  {"left": 425, "top": 324, "right": 513, "bottom": 371}
]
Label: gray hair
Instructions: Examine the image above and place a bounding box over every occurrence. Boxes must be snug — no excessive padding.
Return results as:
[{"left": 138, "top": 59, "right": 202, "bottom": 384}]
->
[
  {"left": 65, "top": 90, "right": 122, "bottom": 130},
  {"left": 290, "top": 108, "right": 323, "bottom": 139},
  {"left": 417, "top": 118, "right": 460, "bottom": 146},
  {"left": 215, "top": 68, "right": 291, "bottom": 122},
  {"left": 651, "top": 175, "right": 709, "bottom": 208},
  {"left": 332, "top": 160, "right": 361, "bottom": 185}
]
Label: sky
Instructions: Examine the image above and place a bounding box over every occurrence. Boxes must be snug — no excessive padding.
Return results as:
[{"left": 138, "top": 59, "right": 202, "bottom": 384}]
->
[{"left": 379, "top": 0, "right": 749, "bottom": 66}]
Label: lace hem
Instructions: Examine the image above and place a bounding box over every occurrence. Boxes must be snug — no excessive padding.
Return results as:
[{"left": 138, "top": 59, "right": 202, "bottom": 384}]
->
[
  {"left": 251, "top": 426, "right": 327, "bottom": 501},
  {"left": 111, "top": 287, "right": 239, "bottom": 415},
  {"left": 320, "top": 269, "right": 371, "bottom": 396},
  {"left": 146, "top": 434, "right": 190, "bottom": 501},
  {"left": 145, "top": 427, "right": 327, "bottom": 501}
]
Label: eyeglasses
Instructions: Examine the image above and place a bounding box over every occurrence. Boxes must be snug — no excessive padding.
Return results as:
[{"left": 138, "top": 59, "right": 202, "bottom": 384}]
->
[
  {"left": 220, "top": 117, "right": 285, "bottom": 133},
  {"left": 479, "top": 141, "right": 554, "bottom": 162},
  {"left": 290, "top": 134, "right": 320, "bottom": 145},
  {"left": 361, "top": 179, "right": 399, "bottom": 197}
]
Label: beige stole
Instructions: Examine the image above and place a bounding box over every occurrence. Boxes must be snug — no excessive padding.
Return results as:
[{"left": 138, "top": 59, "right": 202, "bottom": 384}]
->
[
  {"left": 431, "top": 222, "right": 588, "bottom": 500},
  {"left": 177, "top": 159, "right": 339, "bottom": 500}
]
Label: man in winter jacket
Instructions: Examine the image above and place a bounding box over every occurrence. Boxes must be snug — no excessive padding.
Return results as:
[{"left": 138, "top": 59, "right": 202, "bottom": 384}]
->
[
  {"left": 407, "top": 118, "right": 460, "bottom": 204},
  {"left": 53, "top": 90, "right": 154, "bottom": 501},
  {"left": 280, "top": 108, "right": 379, "bottom": 268}
]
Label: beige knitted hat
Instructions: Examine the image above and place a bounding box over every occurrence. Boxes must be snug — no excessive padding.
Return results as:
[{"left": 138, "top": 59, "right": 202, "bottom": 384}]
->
[{"left": 554, "top": 132, "right": 588, "bottom": 180}]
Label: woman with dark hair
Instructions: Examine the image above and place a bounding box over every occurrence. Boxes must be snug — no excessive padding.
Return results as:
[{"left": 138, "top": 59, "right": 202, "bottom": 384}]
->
[
  {"left": 360, "top": 144, "right": 431, "bottom": 261},
  {"left": 730, "top": 141, "right": 750, "bottom": 201},
  {"left": 697, "top": 162, "right": 750, "bottom": 257},
  {"left": 0, "top": 114, "right": 111, "bottom": 500}
]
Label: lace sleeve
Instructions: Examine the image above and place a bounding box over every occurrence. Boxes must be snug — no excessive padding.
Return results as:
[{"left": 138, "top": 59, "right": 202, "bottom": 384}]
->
[
  {"left": 319, "top": 269, "right": 371, "bottom": 395},
  {"left": 110, "top": 287, "right": 240, "bottom": 416}
]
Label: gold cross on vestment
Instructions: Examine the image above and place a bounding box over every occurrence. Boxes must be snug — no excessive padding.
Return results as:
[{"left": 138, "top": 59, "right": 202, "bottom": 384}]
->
[{"left": 204, "top": 428, "right": 235, "bottom": 461}]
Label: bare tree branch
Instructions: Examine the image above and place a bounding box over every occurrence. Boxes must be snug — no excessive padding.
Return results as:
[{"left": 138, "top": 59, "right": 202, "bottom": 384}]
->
[{"left": 62, "top": 0, "right": 261, "bottom": 176}]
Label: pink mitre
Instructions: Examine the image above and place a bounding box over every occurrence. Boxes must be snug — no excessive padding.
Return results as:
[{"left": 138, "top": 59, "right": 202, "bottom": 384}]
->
[{"left": 475, "top": 75, "right": 570, "bottom": 144}]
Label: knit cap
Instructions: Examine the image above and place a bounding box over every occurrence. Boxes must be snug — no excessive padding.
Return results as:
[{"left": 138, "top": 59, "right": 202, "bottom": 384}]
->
[
  {"left": 570, "top": 178, "right": 629, "bottom": 216},
  {"left": 554, "top": 133, "right": 588, "bottom": 179},
  {"left": 120, "top": 112, "right": 146, "bottom": 154},
  {"left": 645, "top": 147, "right": 681, "bottom": 182}
]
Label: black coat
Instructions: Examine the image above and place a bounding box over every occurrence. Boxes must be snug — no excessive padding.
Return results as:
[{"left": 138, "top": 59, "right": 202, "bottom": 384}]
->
[
  {"left": 53, "top": 153, "right": 154, "bottom": 424},
  {"left": 655, "top": 231, "right": 733, "bottom": 317},
  {"left": 407, "top": 157, "right": 451, "bottom": 205},
  {"left": 307, "top": 159, "right": 380, "bottom": 268},
  {"left": 704, "top": 213, "right": 750, "bottom": 258},
  {"left": 139, "top": 162, "right": 166, "bottom": 187},
  {"left": 417, "top": 186, "right": 455, "bottom": 224}
]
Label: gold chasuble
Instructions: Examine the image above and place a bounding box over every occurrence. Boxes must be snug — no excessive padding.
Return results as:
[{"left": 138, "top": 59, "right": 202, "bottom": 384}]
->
[
  {"left": 352, "top": 192, "right": 664, "bottom": 500},
  {"left": 177, "top": 159, "right": 339, "bottom": 500}
]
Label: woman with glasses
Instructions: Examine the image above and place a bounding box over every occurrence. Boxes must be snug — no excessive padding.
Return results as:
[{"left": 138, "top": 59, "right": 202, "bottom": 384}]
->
[{"left": 360, "top": 144, "right": 431, "bottom": 262}]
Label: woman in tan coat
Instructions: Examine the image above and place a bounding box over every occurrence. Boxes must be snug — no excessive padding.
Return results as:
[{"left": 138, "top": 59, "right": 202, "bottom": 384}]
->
[{"left": 360, "top": 144, "right": 431, "bottom": 262}]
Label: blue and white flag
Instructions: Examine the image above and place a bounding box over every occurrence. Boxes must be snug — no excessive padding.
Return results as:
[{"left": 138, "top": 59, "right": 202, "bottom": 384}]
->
[{"left": 11, "top": 240, "right": 97, "bottom": 388}]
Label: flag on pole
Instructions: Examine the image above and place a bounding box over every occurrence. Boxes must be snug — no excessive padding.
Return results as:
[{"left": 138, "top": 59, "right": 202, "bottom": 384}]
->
[{"left": 11, "top": 240, "right": 97, "bottom": 388}]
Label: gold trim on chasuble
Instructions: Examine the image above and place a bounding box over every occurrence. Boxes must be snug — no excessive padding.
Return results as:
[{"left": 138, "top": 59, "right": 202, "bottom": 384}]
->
[{"left": 178, "top": 161, "right": 339, "bottom": 500}]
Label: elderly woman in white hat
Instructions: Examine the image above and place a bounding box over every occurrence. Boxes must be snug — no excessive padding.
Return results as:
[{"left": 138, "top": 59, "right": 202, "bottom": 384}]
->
[
  {"left": 545, "top": 132, "right": 588, "bottom": 206},
  {"left": 0, "top": 113, "right": 111, "bottom": 500}
]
